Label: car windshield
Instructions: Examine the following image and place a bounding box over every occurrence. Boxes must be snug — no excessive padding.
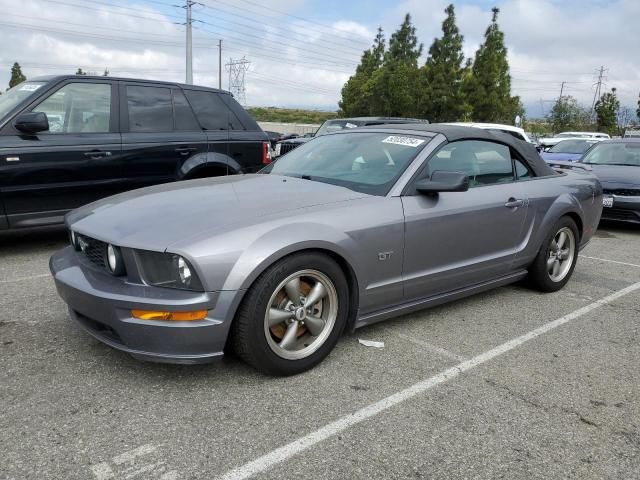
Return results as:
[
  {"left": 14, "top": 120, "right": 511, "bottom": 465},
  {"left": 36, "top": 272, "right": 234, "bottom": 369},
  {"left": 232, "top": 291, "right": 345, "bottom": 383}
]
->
[
  {"left": 582, "top": 143, "right": 640, "bottom": 166},
  {"left": 0, "top": 81, "right": 47, "bottom": 120},
  {"left": 549, "top": 140, "right": 598, "bottom": 154},
  {"left": 263, "top": 132, "right": 430, "bottom": 195},
  {"left": 315, "top": 119, "right": 362, "bottom": 136}
]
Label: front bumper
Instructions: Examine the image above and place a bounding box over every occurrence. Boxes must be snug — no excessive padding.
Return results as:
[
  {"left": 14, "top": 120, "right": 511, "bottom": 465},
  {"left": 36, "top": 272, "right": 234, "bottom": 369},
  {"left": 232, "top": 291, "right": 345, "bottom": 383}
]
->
[
  {"left": 601, "top": 195, "right": 640, "bottom": 224},
  {"left": 50, "top": 247, "right": 241, "bottom": 364}
]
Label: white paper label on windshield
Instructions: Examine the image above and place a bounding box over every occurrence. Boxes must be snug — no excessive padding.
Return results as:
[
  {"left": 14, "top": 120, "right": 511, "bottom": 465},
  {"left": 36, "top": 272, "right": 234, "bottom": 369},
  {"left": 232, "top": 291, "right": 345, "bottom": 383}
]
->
[
  {"left": 382, "top": 135, "right": 425, "bottom": 147},
  {"left": 19, "top": 84, "right": 42, "bottom": 92},
  {"left": 345, "top": 122, "right": 358, "bottom": 128}
]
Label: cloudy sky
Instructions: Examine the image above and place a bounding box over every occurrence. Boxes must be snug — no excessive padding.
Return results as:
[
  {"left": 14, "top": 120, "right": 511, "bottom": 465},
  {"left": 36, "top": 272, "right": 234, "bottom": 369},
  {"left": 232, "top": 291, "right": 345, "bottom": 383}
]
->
[{"left": 1, "top": 0, "right": 638, "bottom": 118}]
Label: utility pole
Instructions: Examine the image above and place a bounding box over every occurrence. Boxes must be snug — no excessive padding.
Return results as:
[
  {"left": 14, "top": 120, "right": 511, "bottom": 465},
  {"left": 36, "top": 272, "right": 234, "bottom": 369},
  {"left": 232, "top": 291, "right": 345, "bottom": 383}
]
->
[
  {"left": 591, "top": 66, "right": 606, "bottom": 121},
  {"left": 218, "top": 39, "right": 222, "bottom": 89},
  {"left": 559, "top": 81, "right": 566, "bottom": 99},
  {"left": 226, "top": 57, "right": 250, "bottom": 105},
  {"left": 185, "top": 0, "right": 195, "bottom": 84}
]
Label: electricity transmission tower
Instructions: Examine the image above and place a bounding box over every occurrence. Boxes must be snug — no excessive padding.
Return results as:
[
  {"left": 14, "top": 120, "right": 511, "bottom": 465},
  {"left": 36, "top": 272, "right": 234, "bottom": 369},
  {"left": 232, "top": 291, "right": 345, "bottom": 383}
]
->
[
  {"left": 590, "top": 66, "right": 607, "bottom": 121},
  {"left": 226, "top": 57, "right": 250, "bottom": 105}
]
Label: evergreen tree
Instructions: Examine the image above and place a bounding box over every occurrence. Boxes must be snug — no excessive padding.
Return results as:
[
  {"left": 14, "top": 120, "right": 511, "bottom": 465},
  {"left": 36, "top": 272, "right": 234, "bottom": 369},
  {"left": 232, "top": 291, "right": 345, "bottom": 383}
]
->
[
  {"left": 547, "top": 95, "right": 590, "bottom": 133},
  {"left": 76, "top": 68, "right": 87, "bottom": 75},
  {"left": 636, "top": 91, "right": 640, "bottom": 123},
  {"left": 9, "top": 62, "right": 27, "bottom": 88},
  {"left": 339, "top": 28, "right": 385, "bottom": 116},
  {"left": 367, "top": 14, "right": 423, "bottom": 116},
  {"left": 419, "top": 4, "right": 469, "bottom": 122},
  {"left": 464, "top": 8, "right": 520, "bottom": 123},
  {"left": 595, "top": 87, "right": 620, "bottom": 135}
]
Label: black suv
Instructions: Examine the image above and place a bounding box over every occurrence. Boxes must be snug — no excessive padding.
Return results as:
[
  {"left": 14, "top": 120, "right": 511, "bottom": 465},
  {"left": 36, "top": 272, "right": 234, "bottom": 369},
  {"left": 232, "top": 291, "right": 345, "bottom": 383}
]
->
[
  {"left": 274, "top": 116, "right": 429, "bottom": 157},
  {"left": 0, "top": 75, "right": 269, "bottom": 230}
]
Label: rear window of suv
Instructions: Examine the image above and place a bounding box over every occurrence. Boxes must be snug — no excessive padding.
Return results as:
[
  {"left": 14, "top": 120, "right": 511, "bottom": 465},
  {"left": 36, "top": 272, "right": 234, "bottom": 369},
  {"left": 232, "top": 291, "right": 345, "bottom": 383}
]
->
[{"left": 184, "top": 90, "right": 244, "bottom": 131}]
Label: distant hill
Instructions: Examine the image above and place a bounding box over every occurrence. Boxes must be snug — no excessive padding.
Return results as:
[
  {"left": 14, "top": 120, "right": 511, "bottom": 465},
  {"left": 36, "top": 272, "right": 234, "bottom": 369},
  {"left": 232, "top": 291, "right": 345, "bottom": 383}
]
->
[{"left": 247, "top": 107, "right": 338, "bottom": 124}]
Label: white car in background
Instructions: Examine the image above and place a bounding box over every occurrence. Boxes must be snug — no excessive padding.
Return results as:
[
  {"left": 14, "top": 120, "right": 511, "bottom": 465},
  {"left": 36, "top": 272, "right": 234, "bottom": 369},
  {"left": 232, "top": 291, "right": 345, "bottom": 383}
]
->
[
  {"left": 440, "top": 122, "right": 533, "bottom": 144},
  {"left": 539, "top": 131, "right": 610, "bottom": 149}
]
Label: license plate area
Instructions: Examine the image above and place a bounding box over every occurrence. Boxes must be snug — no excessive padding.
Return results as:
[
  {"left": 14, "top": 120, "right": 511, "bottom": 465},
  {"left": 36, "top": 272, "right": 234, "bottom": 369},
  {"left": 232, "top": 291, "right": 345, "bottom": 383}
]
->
[{"left": 603, "top": 196, "right": 614, "bottom": 208}]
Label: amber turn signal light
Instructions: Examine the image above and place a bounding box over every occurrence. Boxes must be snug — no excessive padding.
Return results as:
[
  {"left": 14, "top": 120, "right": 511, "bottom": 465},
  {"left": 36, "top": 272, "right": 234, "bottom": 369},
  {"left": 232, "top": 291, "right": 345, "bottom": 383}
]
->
[{"left": 131, "top": 309, "right": 208, "bottom": 321}]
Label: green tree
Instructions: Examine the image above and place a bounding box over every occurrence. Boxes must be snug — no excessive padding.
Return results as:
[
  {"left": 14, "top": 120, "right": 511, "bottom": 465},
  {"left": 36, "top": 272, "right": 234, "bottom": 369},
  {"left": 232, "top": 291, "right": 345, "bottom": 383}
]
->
[
  {"left": 636, "top": 91, "right": 640, "bottom": 123},
  {"left": 464, "top": 7, "right": 521, "bottom": 123},
  {"left": 419, "top": 4, "right": 470, "bottom": 122},
  {"left": 76, "top": 68, "right": 87, "bottom": 75},
  {"left": 547, "top": 95, "right": 590, "bottom": 133},
  {"left": 103, "top": 69, "right": 110, "bottom": 77},
  {"left": 367, "top": 14, "right": 423, "bottom": 116},
  {"left": 595, "top": 87, "right": 620, "bottom": 135},
  {"left": 9, "top": 62, "right": 27, "bottom": 88},
  {"left": 339, "top": 28, "right": 385, "bottom": 116}
]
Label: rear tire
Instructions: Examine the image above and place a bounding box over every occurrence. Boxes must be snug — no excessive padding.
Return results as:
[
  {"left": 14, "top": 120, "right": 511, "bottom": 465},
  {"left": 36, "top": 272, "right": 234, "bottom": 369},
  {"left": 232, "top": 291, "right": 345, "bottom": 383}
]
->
[
  {"left": 527, "top": 217, "right": 579, "bottom": 292},
  {"left": 231, "top": 252, "right": 349, "bottom": 375}
]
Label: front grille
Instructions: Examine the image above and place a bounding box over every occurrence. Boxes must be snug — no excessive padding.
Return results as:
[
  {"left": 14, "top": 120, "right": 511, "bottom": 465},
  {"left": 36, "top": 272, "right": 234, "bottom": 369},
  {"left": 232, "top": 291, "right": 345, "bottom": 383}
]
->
[
  {"left": 77, "top": 234, "right": 107, "bottom": 269},
  {"left": 279, "top": 143, "right": 300, "bottom": 155},
  {"left": 603, "top": 188, "right": 640, "bottom": 196}
]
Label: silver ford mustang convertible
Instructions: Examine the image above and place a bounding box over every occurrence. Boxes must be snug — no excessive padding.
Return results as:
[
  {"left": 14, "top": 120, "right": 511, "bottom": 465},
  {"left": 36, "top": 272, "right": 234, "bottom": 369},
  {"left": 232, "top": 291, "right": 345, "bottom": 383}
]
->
[{"left": 50, "top": 125, "right": 603, "bottom": 375}]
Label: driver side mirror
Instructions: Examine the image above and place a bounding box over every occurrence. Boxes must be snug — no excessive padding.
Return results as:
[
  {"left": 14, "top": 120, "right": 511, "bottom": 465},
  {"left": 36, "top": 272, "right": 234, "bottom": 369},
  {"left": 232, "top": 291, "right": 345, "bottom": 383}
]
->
[
  {"left": 415, "top": 171, "right": 469, "bottom": 194},
  {"left": 14, "top": 111, "right": 49, "bottom": 134}
]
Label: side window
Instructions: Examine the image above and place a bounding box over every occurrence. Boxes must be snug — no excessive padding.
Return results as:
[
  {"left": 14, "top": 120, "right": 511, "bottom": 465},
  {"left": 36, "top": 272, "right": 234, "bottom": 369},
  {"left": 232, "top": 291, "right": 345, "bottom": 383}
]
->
[
  {"left": 172, "top": 90, "right": 201, "bottom": 131},
  {"left": 425, "top": 140, "right": 515, "bottom": 187},
  {"left": 514, "top": 158, "right": 532, "bottom": 179},
  {"left": 127, "top": 86, "right": 172, "bottom": 132},
  {"left": 33, "top": 82, "right": 111, "bottom": 133},
  {"left": 184, "top": 90, "right": 242, "bottom": 130}
]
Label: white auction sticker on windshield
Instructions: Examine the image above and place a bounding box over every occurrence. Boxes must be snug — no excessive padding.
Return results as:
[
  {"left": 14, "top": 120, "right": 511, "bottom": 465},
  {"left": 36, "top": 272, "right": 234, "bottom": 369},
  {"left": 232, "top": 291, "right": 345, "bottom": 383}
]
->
[
  {"left": 345, "top": 122, "right": 358, "bottom": 128},
  {"left": 19, "top": 84, "right": 42, "bottom": 92},
  {"left": 382, "top": 136, "right": 425, "bottom": 147}
]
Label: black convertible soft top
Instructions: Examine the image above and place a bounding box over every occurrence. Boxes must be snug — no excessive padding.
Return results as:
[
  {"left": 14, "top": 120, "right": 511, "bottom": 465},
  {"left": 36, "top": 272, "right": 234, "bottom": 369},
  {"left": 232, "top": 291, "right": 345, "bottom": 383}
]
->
[{"left": 372, "top": 123, "right": 557, "bottom": 177}]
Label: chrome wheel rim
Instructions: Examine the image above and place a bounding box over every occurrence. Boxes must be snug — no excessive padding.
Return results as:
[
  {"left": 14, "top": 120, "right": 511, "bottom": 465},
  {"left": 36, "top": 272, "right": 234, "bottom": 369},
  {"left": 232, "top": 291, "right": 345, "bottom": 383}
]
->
[
  {"left": 547, "top": 227, "right": 576, "bottom": 283},
  {"left": 264, "top": 269, "right": 338, "bottom": 360}
]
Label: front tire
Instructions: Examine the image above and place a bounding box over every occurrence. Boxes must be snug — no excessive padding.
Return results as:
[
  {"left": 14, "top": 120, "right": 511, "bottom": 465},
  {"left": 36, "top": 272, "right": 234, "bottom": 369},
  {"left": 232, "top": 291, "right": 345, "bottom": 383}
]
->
[
  {"left": 231, "top": 252, "right": 349, "bottom": 375},
  {"left": 527, "top": 217, "right": 579, "bottom": 292}
]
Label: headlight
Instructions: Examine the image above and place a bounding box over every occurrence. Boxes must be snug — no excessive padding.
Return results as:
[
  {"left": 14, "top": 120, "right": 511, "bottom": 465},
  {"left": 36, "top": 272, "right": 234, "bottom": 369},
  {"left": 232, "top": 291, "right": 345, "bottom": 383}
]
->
[
  {"left": 69, "top": 230, "right": 80, "bottom": 251},
  {"left": 136, "top": 250, "right": 203, "bottom": 291},
  {"left": 106, "top": 244, "right": 126, "bottom": 276}
]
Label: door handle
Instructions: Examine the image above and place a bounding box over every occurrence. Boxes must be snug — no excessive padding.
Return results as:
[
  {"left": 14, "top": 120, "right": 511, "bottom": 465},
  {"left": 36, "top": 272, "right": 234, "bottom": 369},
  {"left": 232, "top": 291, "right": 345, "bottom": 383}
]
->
[
  {"left": 84, "top": 151, "right": 111, "bottom": 159},
  {"left": 175, "top": 147, "right": 197, "bottom": 155},
  {"left": 505, "top": 198, "right": 525, "bottom": 208}
]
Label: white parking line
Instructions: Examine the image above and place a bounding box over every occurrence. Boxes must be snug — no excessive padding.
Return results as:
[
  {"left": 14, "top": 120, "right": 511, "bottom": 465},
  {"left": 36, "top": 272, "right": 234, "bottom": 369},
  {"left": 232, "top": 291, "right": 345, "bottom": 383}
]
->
[
  {"left": 395, "top": 332, "right": 468, "bottom": 362},
  {"left": 0, "top": 273, "right": 50, "bottom": 284},
  {"left": 580, "top": 255, "right": 640, "bottom": 269},
  {"left": 215, "top": 281, "right": 640, "bottom": 480}
]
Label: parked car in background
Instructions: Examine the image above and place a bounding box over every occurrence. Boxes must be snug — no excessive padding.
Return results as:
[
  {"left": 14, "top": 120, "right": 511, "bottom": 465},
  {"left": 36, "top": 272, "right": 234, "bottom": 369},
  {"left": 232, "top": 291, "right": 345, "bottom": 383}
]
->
[
  {"left": 0, "top": 76, "right": 269, "bottom": 230},
  {"left": 51, "top": 125, "right": 602, "bottom": 374},
  {"left": 541, "top": 138, "right": 601, "bottom": 162},
  {"left": 539, "top": 131, "right": 610, "bottom": 149},
  {"left": 623, "top": 128, "right": 640, "bottom": 138},
  {"left": 440, "top": 122, "right": 533, "bottom": 144},
  {"left": 580, "top": 139, "right": 640, "bottom": 224},
  {"left": 263, "top": 130, "right": 283, "bottom": 148},
  {"left": 273, "top": 116, "right": 429, "bottom": 157}
]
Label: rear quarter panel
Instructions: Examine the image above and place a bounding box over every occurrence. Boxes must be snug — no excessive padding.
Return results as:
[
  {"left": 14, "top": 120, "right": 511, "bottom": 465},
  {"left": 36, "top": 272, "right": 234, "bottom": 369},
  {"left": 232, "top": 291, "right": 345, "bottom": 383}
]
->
[{"left": 513, "top": 170, "right": 602, "bottom": 270}]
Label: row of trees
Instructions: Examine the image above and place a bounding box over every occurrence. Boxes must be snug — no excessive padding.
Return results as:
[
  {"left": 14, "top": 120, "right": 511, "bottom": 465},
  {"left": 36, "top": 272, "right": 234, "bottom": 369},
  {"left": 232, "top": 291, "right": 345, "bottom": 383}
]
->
[
  {"left": 546, "top": 88, "right": 636, "bottom": 136},
  {"left": 339, "top": 6, "right": 523, "bottom": 124}
]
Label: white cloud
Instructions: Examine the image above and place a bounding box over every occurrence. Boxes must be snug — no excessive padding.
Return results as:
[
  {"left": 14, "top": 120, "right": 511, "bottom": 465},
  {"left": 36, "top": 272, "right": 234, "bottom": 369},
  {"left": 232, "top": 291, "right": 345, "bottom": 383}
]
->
[{"left": 1, "top": 0, "right": 638, "bottom": 116}]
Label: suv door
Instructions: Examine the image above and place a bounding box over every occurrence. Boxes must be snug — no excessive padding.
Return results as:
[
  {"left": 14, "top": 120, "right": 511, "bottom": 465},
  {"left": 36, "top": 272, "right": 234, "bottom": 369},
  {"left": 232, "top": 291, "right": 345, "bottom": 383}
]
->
[
  {"left": 401, "top": 140, "right": 529, "bottom": 300},
  {"left": 0, "top": 80, "right": 121, "bottom": 228},
  {"left": 119, "top": 83, "right": 207, "bottom": 190}
]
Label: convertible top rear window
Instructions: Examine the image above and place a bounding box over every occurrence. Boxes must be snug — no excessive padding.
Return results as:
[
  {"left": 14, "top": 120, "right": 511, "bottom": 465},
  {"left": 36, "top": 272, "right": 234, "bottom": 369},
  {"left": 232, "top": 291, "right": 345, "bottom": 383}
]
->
[{"left": 263, "top": 132, "right": 430, "bottom": 195}]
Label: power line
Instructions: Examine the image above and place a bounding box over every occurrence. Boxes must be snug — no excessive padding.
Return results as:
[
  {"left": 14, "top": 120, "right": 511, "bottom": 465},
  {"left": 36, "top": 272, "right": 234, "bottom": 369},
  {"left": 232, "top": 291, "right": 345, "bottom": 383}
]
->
[
  {"left": 591, "top": 65, "right": 607, "bottom": 119},
  {"left": 198, "top": 1, "right": 368, "bottom": 55}
]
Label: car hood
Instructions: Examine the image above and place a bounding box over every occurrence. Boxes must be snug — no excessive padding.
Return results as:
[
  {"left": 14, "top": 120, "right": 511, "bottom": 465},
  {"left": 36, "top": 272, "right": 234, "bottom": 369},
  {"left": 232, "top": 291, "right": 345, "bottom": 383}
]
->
[
  {"left": 586, "top": 164, "right": 640, "bottom": 188},
  {"left": 541, "top": 152, "right": 582, "bottom": 162},
  {"left": 66, "top": 174, "right": 366, "bottom": 251}
]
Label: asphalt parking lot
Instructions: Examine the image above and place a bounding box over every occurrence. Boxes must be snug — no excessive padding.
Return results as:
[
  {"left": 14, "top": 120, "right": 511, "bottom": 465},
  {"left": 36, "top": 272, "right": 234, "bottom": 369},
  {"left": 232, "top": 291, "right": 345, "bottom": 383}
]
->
[{"left": 1, "top": 223, "right": 639, "bottom": 480}]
